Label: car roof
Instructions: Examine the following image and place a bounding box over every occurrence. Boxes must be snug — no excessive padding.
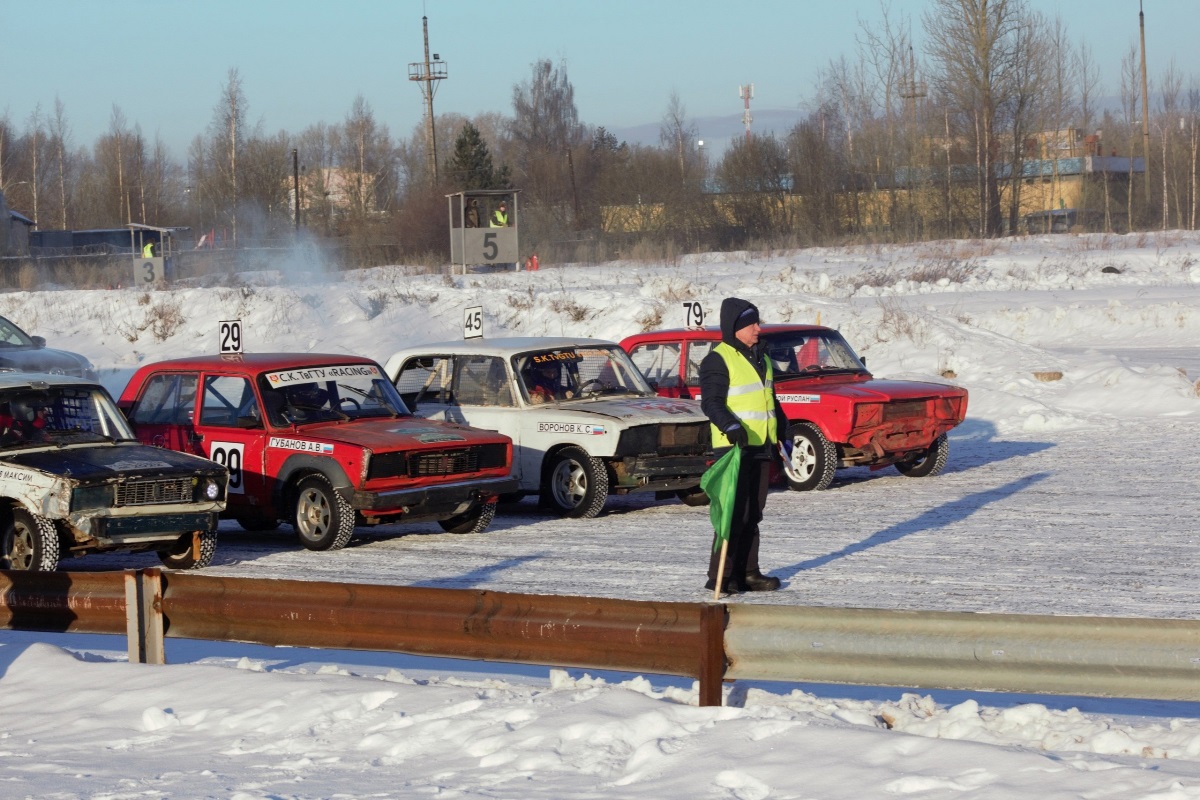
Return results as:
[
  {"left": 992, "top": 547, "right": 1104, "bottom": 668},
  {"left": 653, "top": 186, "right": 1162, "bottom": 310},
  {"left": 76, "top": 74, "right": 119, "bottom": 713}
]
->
[
  {"left": 622, "top": 324, "right": 831, "bottom": 342},
  {"left": 392, "top": 337, "right": 617, "bottom": 357},
  {"left": 0, "top": 371, "right": 100, "bottom": 390},
  {"left": 132, "top": 353, "right": 382, "bottom": 373}
]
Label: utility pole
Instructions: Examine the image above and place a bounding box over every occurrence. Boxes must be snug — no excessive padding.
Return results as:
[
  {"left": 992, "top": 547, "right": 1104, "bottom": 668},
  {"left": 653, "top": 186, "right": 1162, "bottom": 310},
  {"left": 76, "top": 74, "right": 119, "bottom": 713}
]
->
[
  {"left": 738, "top": 84, "right": 754, "bottom": 142},
  {"left": 1139, "top": 0, "right": 1151, "bottom": 224},
  {"left": 408, "top": 15, "right": 447, "bottom": 186},
  {"left": 292, "top": 149, "right": 300, "bottom": 233}
]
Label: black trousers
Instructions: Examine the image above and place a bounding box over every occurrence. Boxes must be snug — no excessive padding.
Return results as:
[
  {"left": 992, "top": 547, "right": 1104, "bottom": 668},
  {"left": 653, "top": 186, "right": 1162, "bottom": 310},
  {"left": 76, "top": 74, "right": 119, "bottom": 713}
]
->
[{"left": 707, "top": 450, "right": 772, "bottom": 584}]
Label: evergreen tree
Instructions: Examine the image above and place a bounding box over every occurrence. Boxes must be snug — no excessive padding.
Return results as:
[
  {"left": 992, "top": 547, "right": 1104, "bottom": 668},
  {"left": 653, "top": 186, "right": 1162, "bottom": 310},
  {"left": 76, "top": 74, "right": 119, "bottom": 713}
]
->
[{"left": 445, "top": 122, "right": 508, "bottom": 189}]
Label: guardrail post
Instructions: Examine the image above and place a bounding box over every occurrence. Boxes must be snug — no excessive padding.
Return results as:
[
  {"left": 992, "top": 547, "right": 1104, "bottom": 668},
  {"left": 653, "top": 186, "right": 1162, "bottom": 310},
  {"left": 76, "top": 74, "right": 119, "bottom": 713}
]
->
[
  {"left": 697, "top": 602, "right": 727, "bottom": 707},
  {"left": 124, "top": 569, "right": 165, "bottom": 665}
]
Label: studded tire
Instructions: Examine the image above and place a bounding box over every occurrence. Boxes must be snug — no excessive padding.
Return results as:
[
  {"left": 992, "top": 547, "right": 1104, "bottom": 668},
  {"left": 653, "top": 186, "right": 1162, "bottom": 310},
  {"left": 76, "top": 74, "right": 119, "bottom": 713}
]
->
[
  {"left": 438, "top": 499, "right": 498, "bottom": 534},
  {"left": 2, "top": 509, "right": 60, "bottom": 572},
  {"left": 782, "top": 422, "right": 838, "bottom": 492},
  {"left": 158, "top": 529, "right": 218, "bottom": 570},
  {"left": 292, "top": 474, "right": 355, "bottom": 551},
  {"left": 541, "top": 446, "right": 609, "bottom": 519},
  {"left": 895, "top": 434, "right": 950, "bottom": 478}
]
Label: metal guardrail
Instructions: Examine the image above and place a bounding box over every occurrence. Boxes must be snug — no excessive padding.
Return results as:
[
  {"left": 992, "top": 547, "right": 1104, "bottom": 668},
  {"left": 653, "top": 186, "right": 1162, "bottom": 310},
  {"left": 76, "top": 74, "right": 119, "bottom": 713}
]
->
[
  {"left": 4, "top": 569, "right": 1200, "bottom": 705},
  {"left": 725, "top": 605, "right": 1200, "bottom": 701}
]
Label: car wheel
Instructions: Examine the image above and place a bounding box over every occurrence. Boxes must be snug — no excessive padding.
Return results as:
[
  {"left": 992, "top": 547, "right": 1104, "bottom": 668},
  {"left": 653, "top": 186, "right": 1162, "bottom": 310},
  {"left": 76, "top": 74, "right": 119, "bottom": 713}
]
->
[
  {"left": 783, "top": 423, "right": 837, "bottom": 491},
  {"left": 236, "top": 514, "right": 280, "bottom": 532},
  {"left": 292, "top": 474, "right": 355, "bottom": 551},
  {"left": 158, "top": 530, "right": 217, "bottom": 570},
  {"left": 676, "top": 487, "right": 710, "bottom": 506},
  {"left": 895, "top": 434, "right": 950, "bottom": 478},
  {"left": 541, "top": 446, "right": 609, "bottom": 518},
  {"left": 438, "top": 500, "right": 497, "bottom": 534},
  {"left": 2, "top": 509, "right": 59, "bottom": 571}
]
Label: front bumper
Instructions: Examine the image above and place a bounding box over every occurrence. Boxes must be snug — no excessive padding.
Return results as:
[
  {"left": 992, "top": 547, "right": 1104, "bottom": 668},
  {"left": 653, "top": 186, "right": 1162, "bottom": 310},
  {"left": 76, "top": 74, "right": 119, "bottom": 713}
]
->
[
  {"left": 91, "top": 512, "right": 219, "bottom": 546},
  {"left": 351, "top": 475, "right": 519, "bottom": 520},
  {"left": 611, "top": 453, "right": 712, "bottom": 494}
]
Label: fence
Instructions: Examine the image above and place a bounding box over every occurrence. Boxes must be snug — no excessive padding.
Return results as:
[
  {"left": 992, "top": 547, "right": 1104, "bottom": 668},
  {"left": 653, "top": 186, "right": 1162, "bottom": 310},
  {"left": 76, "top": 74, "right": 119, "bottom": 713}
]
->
[{"left": 3, "top": 569, "right": 1199, "bottom": 706}]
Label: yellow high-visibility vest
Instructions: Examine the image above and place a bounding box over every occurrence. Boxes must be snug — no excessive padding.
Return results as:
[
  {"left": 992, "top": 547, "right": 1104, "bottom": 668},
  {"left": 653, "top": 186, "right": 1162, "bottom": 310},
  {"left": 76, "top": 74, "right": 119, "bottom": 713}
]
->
[
  {"left": 490, "top": 210, "right": 508, "bottom": 227},
  {"left": 710, "top": 342, "right": 777, "bottom": 447}
]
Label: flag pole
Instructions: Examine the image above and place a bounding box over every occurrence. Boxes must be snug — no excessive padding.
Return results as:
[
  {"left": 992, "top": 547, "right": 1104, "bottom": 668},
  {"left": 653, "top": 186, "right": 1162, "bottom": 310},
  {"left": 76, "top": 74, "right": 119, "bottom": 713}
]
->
[{"left": 713, "top": 539, "right": 730, "bottom": 600}]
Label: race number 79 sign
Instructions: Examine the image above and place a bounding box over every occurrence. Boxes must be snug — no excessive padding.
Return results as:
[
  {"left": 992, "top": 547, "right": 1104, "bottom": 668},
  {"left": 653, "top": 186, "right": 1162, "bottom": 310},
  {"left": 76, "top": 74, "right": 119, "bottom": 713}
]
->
[
  {"left": 463, "top": 306, "right": 483, "bottom": 339},
  {"left": 219, "top": 319, "right": 243, "bottom": 353},
  {"left": 683, "top": 301, "right": 705, "bottom": 328}
]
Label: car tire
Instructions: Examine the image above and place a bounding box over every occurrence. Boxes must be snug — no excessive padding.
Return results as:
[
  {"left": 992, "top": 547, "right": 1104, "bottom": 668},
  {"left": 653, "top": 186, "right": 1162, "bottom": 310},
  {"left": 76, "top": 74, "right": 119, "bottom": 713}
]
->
[
  {"left": 676, "top": 487, "right": 710, "bottom": 506},
  {"left": 438, "top": 500, "right": 497, "bottom": 534},
  {"left": 2, "top": 509, "right": 59, "bottom": 572},
  {"left": 236, "top": 514, "right": 280, "bottom": 532},
  {"left": 895, "top": 434, "right": 950, "bottom": 478},
  {"left": 158, "top": 530, "right": 217, "bottom": 570},
  {"left": 783, "top": 422, "right": 837, "bottom": 491},
  {"left": 541, "top": 446, "right": 608, "bottom": 518},
  {"left": 292, "top": 474, "right": 355, "bottom": 551}
]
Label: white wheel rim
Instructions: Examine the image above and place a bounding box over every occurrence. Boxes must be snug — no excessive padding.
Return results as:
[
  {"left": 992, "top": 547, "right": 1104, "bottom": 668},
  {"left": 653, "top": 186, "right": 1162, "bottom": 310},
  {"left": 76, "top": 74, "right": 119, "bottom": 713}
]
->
[
  {"left": 551, "top": 459, "right": 587, "bottom": 508},
  {"left": 6, "top": 523, "right": 34, "bottom": 569},
  {"left": 791, "top": 436, "right": 817, "bottom": 479},
  {"left": 297, "top": 488, "right": 331, "bottom": 540}
]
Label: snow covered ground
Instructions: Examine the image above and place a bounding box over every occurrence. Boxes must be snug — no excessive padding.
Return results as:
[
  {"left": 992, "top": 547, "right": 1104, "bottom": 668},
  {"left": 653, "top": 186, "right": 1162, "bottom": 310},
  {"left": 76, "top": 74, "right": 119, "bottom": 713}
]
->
[{"left": 3, "top": 232, "right": 1200, "bottom": 798}]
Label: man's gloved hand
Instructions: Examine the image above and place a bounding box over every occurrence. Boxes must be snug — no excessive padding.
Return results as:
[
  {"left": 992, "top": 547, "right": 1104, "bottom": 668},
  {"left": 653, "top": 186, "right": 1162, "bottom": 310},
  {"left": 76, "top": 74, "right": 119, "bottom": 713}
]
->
[{"left": 724, "top": 424, "right": 748, "bottom": 448}]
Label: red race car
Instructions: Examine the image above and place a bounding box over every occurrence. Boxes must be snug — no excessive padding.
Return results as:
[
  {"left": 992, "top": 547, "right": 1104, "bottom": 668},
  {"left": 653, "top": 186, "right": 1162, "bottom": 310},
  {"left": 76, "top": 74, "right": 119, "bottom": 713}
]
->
[
  {"left": 621, "top": 325, "right": 968, "bottom": 490},
  {"left": 118, "top": 353, "right": 516, "bottom": 550}
]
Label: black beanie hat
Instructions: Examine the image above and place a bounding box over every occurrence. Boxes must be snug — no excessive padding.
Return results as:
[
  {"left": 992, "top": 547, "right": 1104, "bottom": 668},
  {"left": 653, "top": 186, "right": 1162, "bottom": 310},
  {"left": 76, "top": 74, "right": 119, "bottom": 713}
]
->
[{"left": 734, "top": 305, "right": 760, "bottom": 331}]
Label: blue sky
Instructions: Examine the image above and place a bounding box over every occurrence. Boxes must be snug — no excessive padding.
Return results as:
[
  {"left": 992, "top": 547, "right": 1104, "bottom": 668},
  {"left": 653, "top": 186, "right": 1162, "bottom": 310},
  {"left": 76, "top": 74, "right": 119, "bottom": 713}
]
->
[{"left": 3, "top": 0, "right": 1197, "bottom": 160}]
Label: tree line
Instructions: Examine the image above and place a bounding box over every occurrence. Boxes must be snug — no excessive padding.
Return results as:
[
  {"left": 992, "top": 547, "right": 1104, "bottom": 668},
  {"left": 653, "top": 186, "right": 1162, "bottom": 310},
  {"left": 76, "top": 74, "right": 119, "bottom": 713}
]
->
[{"left": 2, "top": 0, "right": 1198, "bottom": 268}]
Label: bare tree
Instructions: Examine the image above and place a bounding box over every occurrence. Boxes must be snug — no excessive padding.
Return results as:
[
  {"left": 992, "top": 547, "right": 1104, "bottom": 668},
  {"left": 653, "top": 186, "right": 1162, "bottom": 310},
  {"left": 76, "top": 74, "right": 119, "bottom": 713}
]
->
[
  {"left": 659, "top": 90, "right": 698, "bottom": 183},
  {"left": 925, "top": 0, "right": 1026, "bottom": 236},
  {"left": 511, "top": 59, "right": 586, "bottom": 225}
]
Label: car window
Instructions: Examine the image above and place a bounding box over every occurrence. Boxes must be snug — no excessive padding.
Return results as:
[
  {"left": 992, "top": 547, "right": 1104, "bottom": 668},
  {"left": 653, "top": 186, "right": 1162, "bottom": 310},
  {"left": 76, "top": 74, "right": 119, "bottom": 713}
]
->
[
  {"left": 0, "top": 317, "right": 34, "bottom": 348},
  {"left": 394, "top": 356, "right": 454, "bottom": 406},
  {"left": 200, "top": 375, "right": 258, "bottom": 427},
  {"left": 685, "top": 341, "right": 716, "bottom": 385},
  {"left": 453, "top": 356, "right": 513, "bottom": 407},
  {"left": 129, "top": 373, "right": 199, "bottom": 425},
  {"left": 761, "top": 331, "right": 867, "bottom": 376},
  {"left": 516, "top": 345, "right": 651, "bottom": 404},
  {"left": 628, "top": 343, "right": 681, "bottom": 389},
  {"left": 260, "top": 363, "right": 408, "bottom": 425}
]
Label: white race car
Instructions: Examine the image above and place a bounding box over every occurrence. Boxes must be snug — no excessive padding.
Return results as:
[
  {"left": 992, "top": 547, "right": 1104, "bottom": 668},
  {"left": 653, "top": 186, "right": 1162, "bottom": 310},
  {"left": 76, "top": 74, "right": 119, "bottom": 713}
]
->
[{"left": 384, "top": 338, "right": 713, "bottom": 518}]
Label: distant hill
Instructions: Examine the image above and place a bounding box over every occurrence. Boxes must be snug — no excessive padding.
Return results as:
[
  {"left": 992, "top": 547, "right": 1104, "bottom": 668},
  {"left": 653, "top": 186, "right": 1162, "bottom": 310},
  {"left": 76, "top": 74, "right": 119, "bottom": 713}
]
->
[{"left": 608, "top": 107, "right": 808, "bottom": 156}]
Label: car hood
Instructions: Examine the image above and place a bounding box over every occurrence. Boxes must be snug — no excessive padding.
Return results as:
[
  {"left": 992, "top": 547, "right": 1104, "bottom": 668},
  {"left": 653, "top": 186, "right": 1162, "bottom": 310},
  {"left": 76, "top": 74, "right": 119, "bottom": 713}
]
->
[
  {"left": 775, "top": 375, "right": 968, "bottom": 401},
  {"left": 3, "top": 442, "right": 225, "bottom": 482},
  {"left": 278, "top": 416, "right": 511, "bottom": 451},
  {"left": 0, "top": 346, "right": 95, "bottom": 378},
  {"left": 532, "top": 396, "right": 708, "bottom": 424}
]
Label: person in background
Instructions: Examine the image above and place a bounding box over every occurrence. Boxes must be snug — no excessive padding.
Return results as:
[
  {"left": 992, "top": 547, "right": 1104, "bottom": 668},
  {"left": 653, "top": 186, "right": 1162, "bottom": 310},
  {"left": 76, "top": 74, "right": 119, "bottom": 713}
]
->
[
  {"left": 698, "top": 297, "right": 784, "bottom": 594},
  {"left": 465, "top": 197, "right": 481, "bottom": 228},
  {"left": 142, "top": 239, "right": 155, "bottom": 258},
  {"left": 490, "top": 200, "right": 510, "bottom": 228}
]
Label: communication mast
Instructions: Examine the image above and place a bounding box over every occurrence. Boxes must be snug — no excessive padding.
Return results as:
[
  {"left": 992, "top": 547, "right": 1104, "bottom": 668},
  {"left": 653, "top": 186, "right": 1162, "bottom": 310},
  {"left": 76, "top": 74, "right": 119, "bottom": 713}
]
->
[
  {"left": 408, "top": 15, "right": 447, "bottom": 185},
  {"left": 898, "top": 45, "right": 927, "bottom": 121},
  {"left": 738, "top": 83, "right": 754, "bottom": 142}
]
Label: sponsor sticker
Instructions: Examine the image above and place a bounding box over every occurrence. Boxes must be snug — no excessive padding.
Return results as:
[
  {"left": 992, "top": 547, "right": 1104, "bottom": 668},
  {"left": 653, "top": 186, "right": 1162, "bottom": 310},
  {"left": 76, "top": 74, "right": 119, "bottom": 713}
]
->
[
  {"left": 417, "top": 432, "right": 467, "bottom": 443},
  {"left": 625, "top": 399, "right": 697, "bottom": 415},
  {"left": 0, "top": 468, "right": 34, "bottom": 482},
  {"left": 778, "top": 393, "right": 821, "bottom": 404},
  {"left": 537, "top": 421, "right": 607, "bottom": 435},
  {"left": 269, "top": 436, "right": 335, "bottom": 454},
  {"left": 265, "top": 364, "right": 382, "bottom": 386},
  {"left": 530, "top": 351, "right": 582, "bottom": 364},
  {"left": 108, "top": 460, "right": 177, "bottom": 470}
]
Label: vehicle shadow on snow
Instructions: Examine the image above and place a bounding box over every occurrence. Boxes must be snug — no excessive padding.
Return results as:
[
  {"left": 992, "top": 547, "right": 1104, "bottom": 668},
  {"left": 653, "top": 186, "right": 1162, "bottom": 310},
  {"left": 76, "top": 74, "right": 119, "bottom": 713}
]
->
[
  {"left": 828, "top": 417, "right": 1054, "bottom": 490},
  {"left": 778, "top": 471, "right": 1051, "bottom": 578}
]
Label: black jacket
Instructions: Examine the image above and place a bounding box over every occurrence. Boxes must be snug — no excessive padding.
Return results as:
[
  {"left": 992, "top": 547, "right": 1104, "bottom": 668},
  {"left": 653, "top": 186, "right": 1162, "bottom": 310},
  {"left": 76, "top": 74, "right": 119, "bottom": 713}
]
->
[{"left": 699, "top": 298, "right": 785, "bottom": 452}]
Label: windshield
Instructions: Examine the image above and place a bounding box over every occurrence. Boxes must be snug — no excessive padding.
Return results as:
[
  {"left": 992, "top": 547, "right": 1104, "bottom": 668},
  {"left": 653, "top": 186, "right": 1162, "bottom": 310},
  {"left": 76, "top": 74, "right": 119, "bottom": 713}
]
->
[
  {"left": 260, "top": 363, "right": 410, "bottom": 425},
  {"left": 0, "top": 384, "right": 135, "bottom": 449},
  {"left": 762, "top": 330, "right": 868, "bottom": 378},
  {"left": 515, "top": 345, "right": 652, "bottom": 404}
]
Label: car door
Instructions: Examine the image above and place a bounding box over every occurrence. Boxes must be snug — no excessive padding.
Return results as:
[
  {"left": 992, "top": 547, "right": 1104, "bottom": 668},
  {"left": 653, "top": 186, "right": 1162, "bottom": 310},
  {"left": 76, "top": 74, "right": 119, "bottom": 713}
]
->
[
  {"left": 125, "top": 371, "right": 200, "bottom": 452},
  {"left": 192, "top": 373, "right": 268, "bottom": 512},
  {"left": 444, "top": 355, "right": 527, "bottom": 484},
  {"left": 392, "top": 355, "right": 454, "bottom": 422}
]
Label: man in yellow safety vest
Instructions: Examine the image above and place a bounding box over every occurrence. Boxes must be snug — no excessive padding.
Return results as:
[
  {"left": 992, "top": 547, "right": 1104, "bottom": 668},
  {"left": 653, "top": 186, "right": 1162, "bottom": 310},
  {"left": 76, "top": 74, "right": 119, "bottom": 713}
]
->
[{"left": 699, "top": 297, "right": 784, "bottom": 593}]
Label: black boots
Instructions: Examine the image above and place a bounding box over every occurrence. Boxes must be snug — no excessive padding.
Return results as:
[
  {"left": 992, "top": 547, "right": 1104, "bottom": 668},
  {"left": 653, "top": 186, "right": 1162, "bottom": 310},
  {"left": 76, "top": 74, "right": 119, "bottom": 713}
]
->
[{"left": 705, "top": 572, "right": 781, "bottom": 593}]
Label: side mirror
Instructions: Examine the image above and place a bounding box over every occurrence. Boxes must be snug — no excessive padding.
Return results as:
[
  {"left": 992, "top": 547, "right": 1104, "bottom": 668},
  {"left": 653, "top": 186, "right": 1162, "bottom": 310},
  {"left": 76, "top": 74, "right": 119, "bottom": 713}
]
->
[{"left": 31, "top": 336, "right": 46, "bottom": 349}]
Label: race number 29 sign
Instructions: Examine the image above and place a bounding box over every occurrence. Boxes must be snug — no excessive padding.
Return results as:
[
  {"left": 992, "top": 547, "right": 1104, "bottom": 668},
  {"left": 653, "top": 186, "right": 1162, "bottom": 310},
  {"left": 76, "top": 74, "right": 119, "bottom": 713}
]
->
[{"left": 219, "top": 319, "right": 243, "bottom": 354}]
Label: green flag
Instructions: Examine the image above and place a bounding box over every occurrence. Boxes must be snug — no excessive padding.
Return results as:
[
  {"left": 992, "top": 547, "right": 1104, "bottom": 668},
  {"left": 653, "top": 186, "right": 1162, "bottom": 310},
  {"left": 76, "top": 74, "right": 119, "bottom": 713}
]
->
[{"left": 699, "top": 446, "right": 742, "bottom": 552}]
